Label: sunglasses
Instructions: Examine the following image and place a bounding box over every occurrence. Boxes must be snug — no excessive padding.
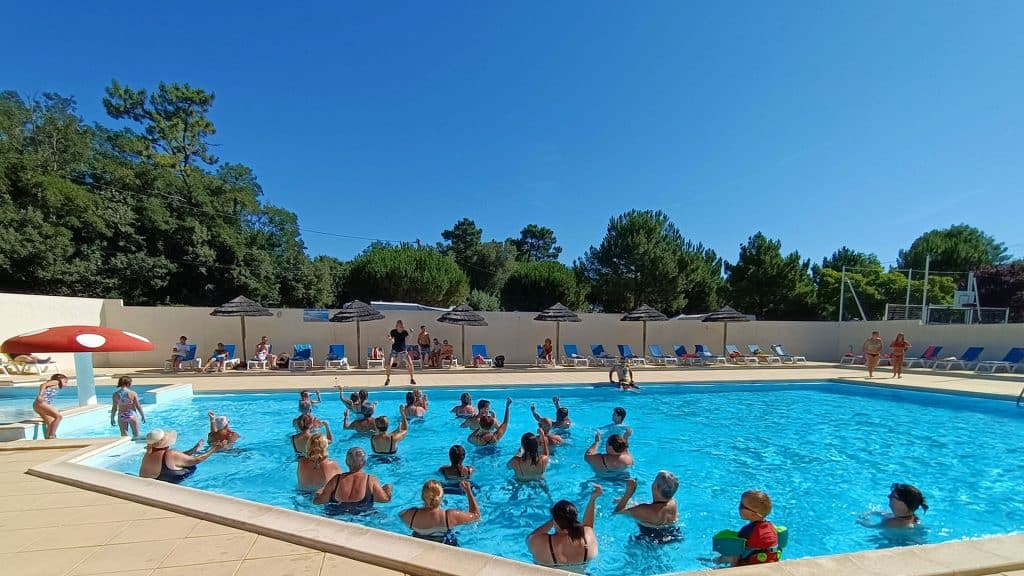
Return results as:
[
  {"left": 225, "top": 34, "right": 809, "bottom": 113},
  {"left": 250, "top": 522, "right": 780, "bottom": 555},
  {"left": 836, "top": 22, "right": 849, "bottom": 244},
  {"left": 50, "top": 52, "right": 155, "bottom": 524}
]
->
[{"left": 739, "top": 502, "right": 761, "bottom": 515}]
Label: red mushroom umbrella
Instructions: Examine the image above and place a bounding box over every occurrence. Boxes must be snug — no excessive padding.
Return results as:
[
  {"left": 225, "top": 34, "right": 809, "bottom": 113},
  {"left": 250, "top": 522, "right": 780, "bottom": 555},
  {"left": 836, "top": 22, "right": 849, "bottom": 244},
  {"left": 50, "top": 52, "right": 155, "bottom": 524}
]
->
[{"left": 2, "top": 326, "right": 154, "bottom": 406}]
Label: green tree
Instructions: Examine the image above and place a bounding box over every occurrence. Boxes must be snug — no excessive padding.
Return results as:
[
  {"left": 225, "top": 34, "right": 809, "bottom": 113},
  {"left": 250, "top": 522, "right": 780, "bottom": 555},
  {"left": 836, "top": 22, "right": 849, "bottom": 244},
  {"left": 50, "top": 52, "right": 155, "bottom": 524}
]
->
[
  {"left": 511, "top": 224, "right": 562, "bottom": 262},
  {"left": 973, "top": 263, "right": 1024, "bottom": 322},
  {"left": 677, "top": 240, "right": 724, "bottom": 313},
  {"left": 898, "top": 224, "right": 1010, "bottom": 272},
  {"left": 440, "top": 218, "right": 516, "bottom": 295},
  {"left": 344, "top": 245, "right": 469, "bottom": 307},
  {"left": 500, "top": 261, "right": 587, "bottom": 311},
  {"left": 466, "top": 289, "right": 500, "bottom": 311},
  {"left": 577, "top": 210, "right": 685, "bottom": 313},
  {"left": 818, "top": 247, "right": 883, "bottom": 273},
  {"left": 724, "top": 233, "right": 816, "bottom": 320}
]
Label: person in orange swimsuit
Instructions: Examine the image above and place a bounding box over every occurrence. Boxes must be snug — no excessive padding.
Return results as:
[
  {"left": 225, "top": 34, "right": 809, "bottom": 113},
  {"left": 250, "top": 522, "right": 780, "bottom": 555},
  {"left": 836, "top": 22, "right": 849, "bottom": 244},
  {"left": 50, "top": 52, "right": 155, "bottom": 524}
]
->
[{"left": 889, "top": 333, "right": 911, "bottom": 379}]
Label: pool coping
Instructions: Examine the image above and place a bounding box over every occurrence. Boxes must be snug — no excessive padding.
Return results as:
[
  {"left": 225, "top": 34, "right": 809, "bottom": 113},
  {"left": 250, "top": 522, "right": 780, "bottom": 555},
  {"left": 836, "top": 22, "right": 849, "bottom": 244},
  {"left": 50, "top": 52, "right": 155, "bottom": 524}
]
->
[{"left": 14, "top": 378, "right": 1024, "bottom": 576}]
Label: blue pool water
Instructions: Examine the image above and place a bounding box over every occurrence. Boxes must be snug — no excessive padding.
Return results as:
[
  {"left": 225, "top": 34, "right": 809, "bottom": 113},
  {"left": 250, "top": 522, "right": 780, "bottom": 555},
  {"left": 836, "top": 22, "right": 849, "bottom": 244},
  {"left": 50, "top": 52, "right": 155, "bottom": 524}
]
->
[
  {"left": 81, "top": 382, "right": 1024, "bottom": 575},
  {"left": 0, "top": 385, "right": 157, "bottom": 423}
]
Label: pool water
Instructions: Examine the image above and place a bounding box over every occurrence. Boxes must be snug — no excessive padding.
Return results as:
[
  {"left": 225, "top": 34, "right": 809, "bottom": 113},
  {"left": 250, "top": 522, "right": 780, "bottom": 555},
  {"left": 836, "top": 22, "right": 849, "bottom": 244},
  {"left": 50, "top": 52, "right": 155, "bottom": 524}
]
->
[
  {"left": 81, "top": 382, "right": 1024, "bottom": 575},
  {"left": 0, "top": 385, "right": 157, "bottom": 423}
]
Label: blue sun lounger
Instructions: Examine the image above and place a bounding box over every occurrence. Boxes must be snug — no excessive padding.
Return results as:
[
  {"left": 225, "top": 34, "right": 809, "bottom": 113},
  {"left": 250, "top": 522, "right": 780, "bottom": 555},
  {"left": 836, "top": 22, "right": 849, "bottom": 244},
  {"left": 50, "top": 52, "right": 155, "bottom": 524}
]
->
[
  {"left": 976, "top": 347, "right": 1024, "bottom": 373},
  {"left": 563, "top": 344, "right": 589, "bottom": 367},
  {"left": 931, "top": 347, "right": 984, "bottom": 370},
  {"left": 648, "top": 344, "right": 679, "bottom": 365}
]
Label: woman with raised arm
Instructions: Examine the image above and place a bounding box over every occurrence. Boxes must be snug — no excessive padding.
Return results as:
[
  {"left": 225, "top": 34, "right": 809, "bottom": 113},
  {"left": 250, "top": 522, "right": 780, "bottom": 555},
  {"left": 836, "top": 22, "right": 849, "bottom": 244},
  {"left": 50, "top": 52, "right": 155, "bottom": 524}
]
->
[
  {"left": 614, "top": 472, "right": 681, "bottom": 542},
  {"left": 343, "top": 407, "right": 377, "bottom": 434},
  {"left": 139, "top": 429, "right": 224, "bottom": 483},
  {"left": 314, "top": 447, "right": 393, "bottom": 513},
  {"left": 508, "top": 431, "right": 551, "bottom": 481},
  {"left": 531, "top": 396, "right": 572, "bottom": 430},
  {"left": 371, "top": 409, "right": 409, "bottom": 454},
  {"left": 468, "top": 398, "right": 513, "bottom": 446},
  {"left": 399, "top": 480, "right": 481, "bottom": 546},
  {"left": 584, "top": 428, "right": 634, "bottom": 473},
  {"left": 292, "top": 414, "right": 333, "bottom": 453},
  {"left": 528, "top": 485, "right": 602, "bottom": 568}
]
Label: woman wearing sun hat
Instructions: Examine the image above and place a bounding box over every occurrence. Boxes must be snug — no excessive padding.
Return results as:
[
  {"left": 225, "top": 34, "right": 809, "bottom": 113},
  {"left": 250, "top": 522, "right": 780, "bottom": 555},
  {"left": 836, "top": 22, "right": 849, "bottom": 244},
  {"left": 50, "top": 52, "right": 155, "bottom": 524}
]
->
[{"left": 139, "top": 429, "right": 225, "bottom": 483}]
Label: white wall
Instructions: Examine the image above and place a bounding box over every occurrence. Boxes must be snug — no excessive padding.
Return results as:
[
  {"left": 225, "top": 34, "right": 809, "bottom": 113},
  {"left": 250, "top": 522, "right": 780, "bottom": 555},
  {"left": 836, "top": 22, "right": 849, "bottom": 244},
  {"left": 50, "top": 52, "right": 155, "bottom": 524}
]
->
[{"left": 0, "top": 293, "right": 107, "bottom": 372}]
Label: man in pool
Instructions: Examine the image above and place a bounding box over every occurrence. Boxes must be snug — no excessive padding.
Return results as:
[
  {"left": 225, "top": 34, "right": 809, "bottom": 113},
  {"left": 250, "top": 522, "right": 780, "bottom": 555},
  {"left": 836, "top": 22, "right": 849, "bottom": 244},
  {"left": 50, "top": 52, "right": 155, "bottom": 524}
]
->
[
  {"left": 468, "top": 398, "right": 513, "bottom": 446},
  {"left": 610, "top": 357, "right": 639, "bottom": 391},
  {"left": 614, "top": 472, "right": 681, "bottom": 542},
  {"left": 531, "top": 396, "right": 571, "bottom": 430},
  {"left": 460, "top": 399, "right": 494, "bottom": 430}
]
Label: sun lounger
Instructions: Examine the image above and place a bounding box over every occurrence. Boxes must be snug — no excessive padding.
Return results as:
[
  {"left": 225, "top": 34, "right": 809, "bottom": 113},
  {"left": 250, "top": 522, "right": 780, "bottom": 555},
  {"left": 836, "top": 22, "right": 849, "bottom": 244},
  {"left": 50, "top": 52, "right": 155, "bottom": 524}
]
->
[
  {"left": 976, "top": 347, "right": 1024, "bottom": 373},
  {"left": 164, "top": 344, "right": 201, "bottom": 372},
  {"left": 617, "top": 344, "right": 648, "bottom": 366},
  {"left": 695, "top": 344, "right": 727, "bottom": 365},
  {"left": 931, "top": 347, "right": 984, "bottom": 371},
  {"left": 290, "top": 343, "right": 314, "bottom": 371},
  {"left": 589, "top": 345, "right": 618, "bottom": 366},
  {"left": 725, "top": 344, "right": 758, "bottom": 365},
  {"left": 648, "top": 344, "right": 679, "bottom": 365},
  {"left": 770, "top": 344, "right": 806, "bottom": 364},
  {"left": 747, "top": 344, "right": 782, "bottom": 365},
  {"left": 0, "top": 353, "right": 17, "bottom": 377},
  {"left": 13, "top": 354, "right": 61, "bottom": 375},
  {"left": 325, "top": 344, "right": 350, "bottom": 370},
  {"left": 903, "top": 346, "right": 942, "bottom": 368},
  {"left": 673, "top": 345, "right": 701, "bottom": 366},
  {"left": 471, "top": 344, "right": 493, "bottom": 367},
  {"left": 367, "top": 347, "right": 385, "bottom": 369},
  {"left": 405, "top": 345, "right": 423, "bottom": 369},
  {"left": 562, "top": 344, "right": 590, "bottom": 367},
  {"left": 222, "top": 345, "right": 241, "bottom": 369},
  {"left": 247, "top": 344, "right": 273, "bottom": 370}
]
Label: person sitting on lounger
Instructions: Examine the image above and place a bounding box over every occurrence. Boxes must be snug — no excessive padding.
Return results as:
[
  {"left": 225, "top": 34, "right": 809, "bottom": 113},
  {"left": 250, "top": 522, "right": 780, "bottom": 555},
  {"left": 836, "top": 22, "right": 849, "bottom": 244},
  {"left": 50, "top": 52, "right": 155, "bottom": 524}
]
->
[
  {"left": 542, "top": 338, "right": 554, "bottom": 363},
  {"left": 201, "top": 343, "right": 229, "bottom": 373},
  {"left": 252, "top": 335, "right": 278, "bottom": 368},
  {"left": 167, "top": 336, "right": 189, "bottom": 372}
]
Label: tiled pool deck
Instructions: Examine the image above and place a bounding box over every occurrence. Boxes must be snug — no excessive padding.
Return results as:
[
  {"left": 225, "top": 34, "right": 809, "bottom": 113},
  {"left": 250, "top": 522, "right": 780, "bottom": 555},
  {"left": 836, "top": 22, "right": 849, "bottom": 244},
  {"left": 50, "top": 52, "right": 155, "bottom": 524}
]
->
[{"left": 3, "top": 364, "right": 1024, "bottom": 576}]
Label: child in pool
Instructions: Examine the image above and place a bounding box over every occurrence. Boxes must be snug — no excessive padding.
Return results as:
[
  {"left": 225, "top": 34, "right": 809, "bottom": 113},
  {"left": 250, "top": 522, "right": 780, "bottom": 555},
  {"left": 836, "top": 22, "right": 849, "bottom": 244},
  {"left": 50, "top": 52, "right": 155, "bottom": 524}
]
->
[{"left": 718, "top": 490, "right": 782, "bottom": 566}]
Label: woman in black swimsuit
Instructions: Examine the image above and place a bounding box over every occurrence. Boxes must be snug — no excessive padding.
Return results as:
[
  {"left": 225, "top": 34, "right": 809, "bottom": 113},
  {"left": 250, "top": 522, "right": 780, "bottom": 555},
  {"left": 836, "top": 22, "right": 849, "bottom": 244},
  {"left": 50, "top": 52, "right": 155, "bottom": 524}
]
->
[
  {"left": 314, "top": 447, "right": 392, "bottom": 513},
  {"left": 399, "top": 479, "right": 481, "bottom": 546},
  {"left": 138, "top": 429, "right": 224, "bottom": 484},
  {"left": 614, "top": 473, "right": 681, "bottom": 542},
  {"left": 371, "top": 409, "right": 409, "bottom": 454},
  {"left": 584, "top": 428, "right": 634, "bottom": 473},
  {"left": 528, "top": 485, "right": 602, "bottom": 567}
]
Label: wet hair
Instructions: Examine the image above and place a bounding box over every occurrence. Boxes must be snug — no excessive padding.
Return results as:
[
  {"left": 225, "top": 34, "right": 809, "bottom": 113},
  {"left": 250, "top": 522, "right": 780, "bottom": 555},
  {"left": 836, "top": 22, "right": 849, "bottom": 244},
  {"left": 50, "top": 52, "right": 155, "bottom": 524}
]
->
[
  {"left": 117, "top": 376, "right": 132, "bottom": 388},
  {"left": 607, "top": 434, "right": 628, "bottom": 453},
  {"left": 421, "top": 479, "right": 443, "bottom": 508},
  {"left": 305, "top": 433, "right": 328, "bottom": 462},
  {"left": 653, "top": 470, "right": 679, "bottom": 500},
  {"left": 358, "top": 389, "right": 369, "bottom": 402},
  {"left": 538, "top": 417, "right": 553, "bottom": 432},
  {"left": 296, "top": 414, "right": 316, "bottom": 431},
  {"left": 349, "top": 393, "right": 360, "bottom": 404},
  {"left": 521, "top": 433, "right": 541, "bottom": 465},
  {"left": 374, "top": 416, "right": 389, "bottom": 432},
  {"left": 891, "top": 483, "right": 928, "bottom": 513},
  {"left": 51, "top": 374, "right": 68, "bottom": 388},
  {"left": 300, "top": 390, "right": 310, "bottom": 399},
  {"left": 346, "top": 447, "right": 366, "bottom": 470},
  {"left": 613, "top": 407, "right": 626, "bottom": 423},
  {"left": 477, "top": 399, "right": 491, "bottom": 411},
  {"left": 742, "top": 490, "right": 773, "bottom": 517},
  {"left": 448, "top": 445, "right": 467, "bottom": 476},
  {"left": 477, "top": 415, "right": 496, "bottom": 430},
  {"left": 551, "top": 500, "right": 585, "bottom": 541},
  {"left": 406, "top": 391, "right": 416, "bottom": 405},
  {"left": 460, "top": 392, "right": 472, "bottom": 406},
  {"left": 556, "top": 407, "right": 569, "bottom": 421}
]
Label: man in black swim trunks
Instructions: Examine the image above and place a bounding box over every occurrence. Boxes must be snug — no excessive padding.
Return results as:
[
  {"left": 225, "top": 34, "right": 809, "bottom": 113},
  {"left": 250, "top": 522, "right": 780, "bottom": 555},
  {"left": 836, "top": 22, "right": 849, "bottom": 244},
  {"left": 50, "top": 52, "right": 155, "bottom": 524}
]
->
[{"left": 385, "top": 320, "right": 415, "bottom": 386}]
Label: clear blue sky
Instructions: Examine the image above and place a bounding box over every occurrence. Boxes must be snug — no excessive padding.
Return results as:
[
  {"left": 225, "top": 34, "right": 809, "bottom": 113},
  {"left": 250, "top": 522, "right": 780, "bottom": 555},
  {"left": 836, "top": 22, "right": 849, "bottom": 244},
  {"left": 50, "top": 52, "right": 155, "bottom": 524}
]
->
[{"left": 7, "top": 1, "right": 1023, "bottom": 269}]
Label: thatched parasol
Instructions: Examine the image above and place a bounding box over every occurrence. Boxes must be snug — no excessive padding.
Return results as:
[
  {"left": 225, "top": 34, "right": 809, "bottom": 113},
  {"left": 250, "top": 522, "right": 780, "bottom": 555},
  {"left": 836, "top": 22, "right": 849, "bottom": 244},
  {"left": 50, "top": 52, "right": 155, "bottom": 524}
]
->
[
  {"left": 437, "top": 304, "right": 488, "bottom": 364},
  {"left": 701, "top": 306, "right": 753, "bottom": 356},
  {"left": 330, "top": 300, "right": 385, "bottom": 368},
  {"left": 620, "top": 304, "right": 668, "bottom": 358},
  {"left": 534, "top": 303, "right": 582, "bottom": 364},
  {"left": 210, "top": 296, "right": 273, "bottom": 361}
]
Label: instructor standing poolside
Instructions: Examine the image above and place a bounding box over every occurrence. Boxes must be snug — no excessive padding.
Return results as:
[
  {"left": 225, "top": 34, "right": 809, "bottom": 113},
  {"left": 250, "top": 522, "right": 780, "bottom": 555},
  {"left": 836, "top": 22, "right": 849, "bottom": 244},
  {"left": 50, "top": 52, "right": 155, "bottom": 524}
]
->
[{"left": 385, "top": 320, "right": 416, "bottom": 386}]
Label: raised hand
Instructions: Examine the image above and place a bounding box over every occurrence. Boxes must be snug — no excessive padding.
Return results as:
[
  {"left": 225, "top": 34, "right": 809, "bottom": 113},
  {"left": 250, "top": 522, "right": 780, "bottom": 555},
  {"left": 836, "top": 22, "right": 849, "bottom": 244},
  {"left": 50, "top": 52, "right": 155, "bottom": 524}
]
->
[
  {"left": 505, "top": 397, "right": 513, "bottom": 407},
  {"left": 460, "top": 480, "right": 473, "bottom": 493},
  {"left": 594, "top": 431, "right": 601, "bottom": 443},
  {"left": 592, "top": 484, "right": 604, "bottom": 497}
]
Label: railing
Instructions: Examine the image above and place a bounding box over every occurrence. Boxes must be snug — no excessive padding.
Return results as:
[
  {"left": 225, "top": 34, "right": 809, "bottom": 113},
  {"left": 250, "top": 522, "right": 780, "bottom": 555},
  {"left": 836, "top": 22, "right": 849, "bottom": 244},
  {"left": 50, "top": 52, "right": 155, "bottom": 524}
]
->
[{"left": 884, "top": 304, "right": 1009, "bottom": 324}]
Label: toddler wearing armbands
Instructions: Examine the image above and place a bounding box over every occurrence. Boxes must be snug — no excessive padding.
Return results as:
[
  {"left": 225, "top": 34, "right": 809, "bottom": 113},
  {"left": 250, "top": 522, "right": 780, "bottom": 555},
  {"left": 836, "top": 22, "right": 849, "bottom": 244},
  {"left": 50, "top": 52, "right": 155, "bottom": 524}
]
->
[{"left": 713, "top": 490, "right": 788, "bottom": 566}]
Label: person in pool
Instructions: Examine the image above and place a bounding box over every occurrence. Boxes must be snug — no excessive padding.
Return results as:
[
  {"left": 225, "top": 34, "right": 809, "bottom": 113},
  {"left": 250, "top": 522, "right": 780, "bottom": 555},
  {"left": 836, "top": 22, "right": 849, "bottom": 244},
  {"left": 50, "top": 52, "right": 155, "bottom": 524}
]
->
[
  {"left": 404, "top": 391, "right": 427, "bottom": 418},
  {"left": 862, "top": 331, "right": 885, "bottom": 378},
  {"left": 412, "top": 389, "right": 429, "bottom": 410},
  {"left": 610, "top": 357, "right": 639, "bottom": 391},
  {"left": 371, "top": 409, "right": 409, "bottom": 454},
  {"left": 297, "top": 433, "right": 341, "bottom": 492},
  {"left": 536, "top": 417, "right": 565, "bottom": 446},
  {"left": 468, "top": 398, "right": 513, "bottom": 446},
  {"left": 451, "top": 393, "right": 477, "bottom": 417},
  {"left": 298, "top": 390, "right": 321, "bottom": 415},
  {"left": 337, "top": 386, "right": 374, "bottom": 416},
  {"left": 718, "top": 490, "right": 782, "bottom": 566},
  {"left": 207, "top": 411, "right": 241, "bottom": 449},
  {"left": 528, "top": 485, "right": 602, "bottom": 568},
  {"left": 884, "top": 483, "right": 928, "bottom": 527},
  {"left": 531, "top": 396, "right": 571, "bottom": 430},
  {"left": 584, "top": 429, "right": 634, "bottom": 473},
  {"left": 614, "top": 473, "right": 680, "bottom": 542},
  {"left": 292, "top": 414, "right": 333, "bottom": 453},
  {"left": 110, "top": 376, "right": 146, "bottom": 439},
  {"left": 343, "top": 407, "right": 377, "bottom": 434},
  {"left": 439, "top": 445, "right": 475, "bottom": 482},
  {"left": 139, "top": 429, "right": 225, "bottom": 483},
  {"left": 33, "top": 373, "right": 68, "bottom": 439},
  {"left": 508, "top": 431, "right": 551, "bottom": 481},
  {"left": 314, "top": 447, "right": 393, "bottom": 511},
  {"left": 460, "top": 399, "right": 495, "bottom": 430},
  {"left": 399, "top": 479, "right": 481, "bottom": 546},
  {"left": 601, "top": 407, "right": 628, "bottom": 435}
]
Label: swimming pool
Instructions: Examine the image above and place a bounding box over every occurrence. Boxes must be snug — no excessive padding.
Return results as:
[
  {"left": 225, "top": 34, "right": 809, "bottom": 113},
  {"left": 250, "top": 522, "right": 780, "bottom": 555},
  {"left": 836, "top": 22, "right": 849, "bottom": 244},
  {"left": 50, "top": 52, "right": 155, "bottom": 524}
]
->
[
  {"left": 0, "top": 384, "right": 158, "bottom": 423},
  {"left": 80, "top": 382, "right": 1024, "bottom": 575}
]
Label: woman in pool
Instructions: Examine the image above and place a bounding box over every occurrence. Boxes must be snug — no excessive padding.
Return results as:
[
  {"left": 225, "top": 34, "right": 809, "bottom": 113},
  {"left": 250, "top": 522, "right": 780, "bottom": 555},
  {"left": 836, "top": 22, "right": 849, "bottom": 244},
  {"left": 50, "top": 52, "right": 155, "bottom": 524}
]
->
[
  {"left": 33, "top": 373, "right": 68, "bottom": 439},
  {"left": 614, "top": 473, "right": 680, "bottom": 542},
  {"left": 207, "top": 411, "right": 240, "bottom": 449},
  {"left": 889, "top": 333, "right": 911, "bottom": 379},
  {"left": 439, "top": 445, "right": 475, "bottom": 481},
  {"left": 460, "top": 399, "right": 494, "bottom": 430},
  {"left": 584, "top": 429, "right": 634, "bottom": 473},
  {"left": 883, "top": 483, "right": 928, "bottom": 527},
  {"left": 297, "top": 433, "right": 341, "bottom": 492},
  {"left": 314, "top": 447, "right": 393, "bottom": 512},
  {"left": 371, "top": 409, "right": 409, "bottom": 454},
  {"left": 292, "top": 414, "right": 333, "bottom": 454},
  {"left": 343, "top": 408, "right": 377, "bottom": 434},
  {"left": 404, "top": 391, "right": 427, "bottom": 418},
  {"left": 508, "top": 431, "right": 550, "bottom": 481},
  {"left": 532, "top": 396, "right": 572, "bottom": 430},
  {"left": 536, "top": 417, "right": 565, "bottom": 446},
  {"left": 528, "top": 485, "right": 602, "bottom": 568},
  {"left": 399, "top": 479, "right": 481, "bottom": 546},
  {"left": 862, "top": 331, "right": 884, "bottom": 378},
  {"left": 109, "top": 376, "right": 145, "bottom": 439},
  {"left": 468, "top": 398, "right": 513, "bottom": 446},
  {"left": 139, "top": 429, "right": 225, "bottom": 483},
  {"left": 451, "top": 393, "right": 477, "bottom": 417}
]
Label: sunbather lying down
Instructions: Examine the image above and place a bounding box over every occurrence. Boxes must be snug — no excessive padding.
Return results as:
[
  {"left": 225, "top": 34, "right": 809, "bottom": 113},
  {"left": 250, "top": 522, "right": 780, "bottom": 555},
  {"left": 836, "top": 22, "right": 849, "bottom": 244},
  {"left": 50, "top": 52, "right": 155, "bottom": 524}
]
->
[{"left": 15, "top": 354, "right": 52, "bottom": 364}]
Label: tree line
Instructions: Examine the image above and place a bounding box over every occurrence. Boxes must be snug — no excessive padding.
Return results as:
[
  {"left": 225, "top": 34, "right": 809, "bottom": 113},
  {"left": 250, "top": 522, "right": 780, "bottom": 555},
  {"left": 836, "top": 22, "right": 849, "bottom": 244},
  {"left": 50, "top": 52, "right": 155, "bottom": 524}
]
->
[{"left": 1, "top": 82, "right": 1020, "bottom": 320}]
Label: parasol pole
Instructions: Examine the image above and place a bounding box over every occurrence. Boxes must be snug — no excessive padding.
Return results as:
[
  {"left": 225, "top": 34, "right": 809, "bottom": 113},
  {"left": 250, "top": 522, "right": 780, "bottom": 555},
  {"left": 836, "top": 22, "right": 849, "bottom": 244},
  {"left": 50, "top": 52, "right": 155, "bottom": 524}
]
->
[
  {"left": 555, "top": 321, "right": 561, "bottom": 366},
  {"left": 642, "top": 320, "right": 647, "bottom": 360},
  {"left": 461, "top": 325, "right": 466, "bottom": 366},
  {"left": 722, "top": 321, "right": 728, "bottom": 356},
  {"left": 240, "top": 316, "right": 247, "bottom": 362},
  {"left": 356, "top": 320, "right": 362, "bottom": 368}
]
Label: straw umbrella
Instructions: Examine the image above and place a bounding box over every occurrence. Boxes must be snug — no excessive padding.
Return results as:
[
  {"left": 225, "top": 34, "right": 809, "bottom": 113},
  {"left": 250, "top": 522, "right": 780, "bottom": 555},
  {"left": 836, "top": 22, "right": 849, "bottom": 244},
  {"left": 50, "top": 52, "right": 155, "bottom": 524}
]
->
[
  {"left": 534, "top": 303, "right": 581, "bottom": 365},
  {"left": 620, "top": 304, "right": 668, "bottom": 358},
  {"left": 436, "top": 304, "right": 488, "bottom": 364},
  {"left": 701, "top": 306, "right": 753, "bottom": 356},
  {"left": 210, "top": 296, "right": 273, "bottom": 361},
  {"left": 329, "top": 300, "right": 385, "bottom": 368}
]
